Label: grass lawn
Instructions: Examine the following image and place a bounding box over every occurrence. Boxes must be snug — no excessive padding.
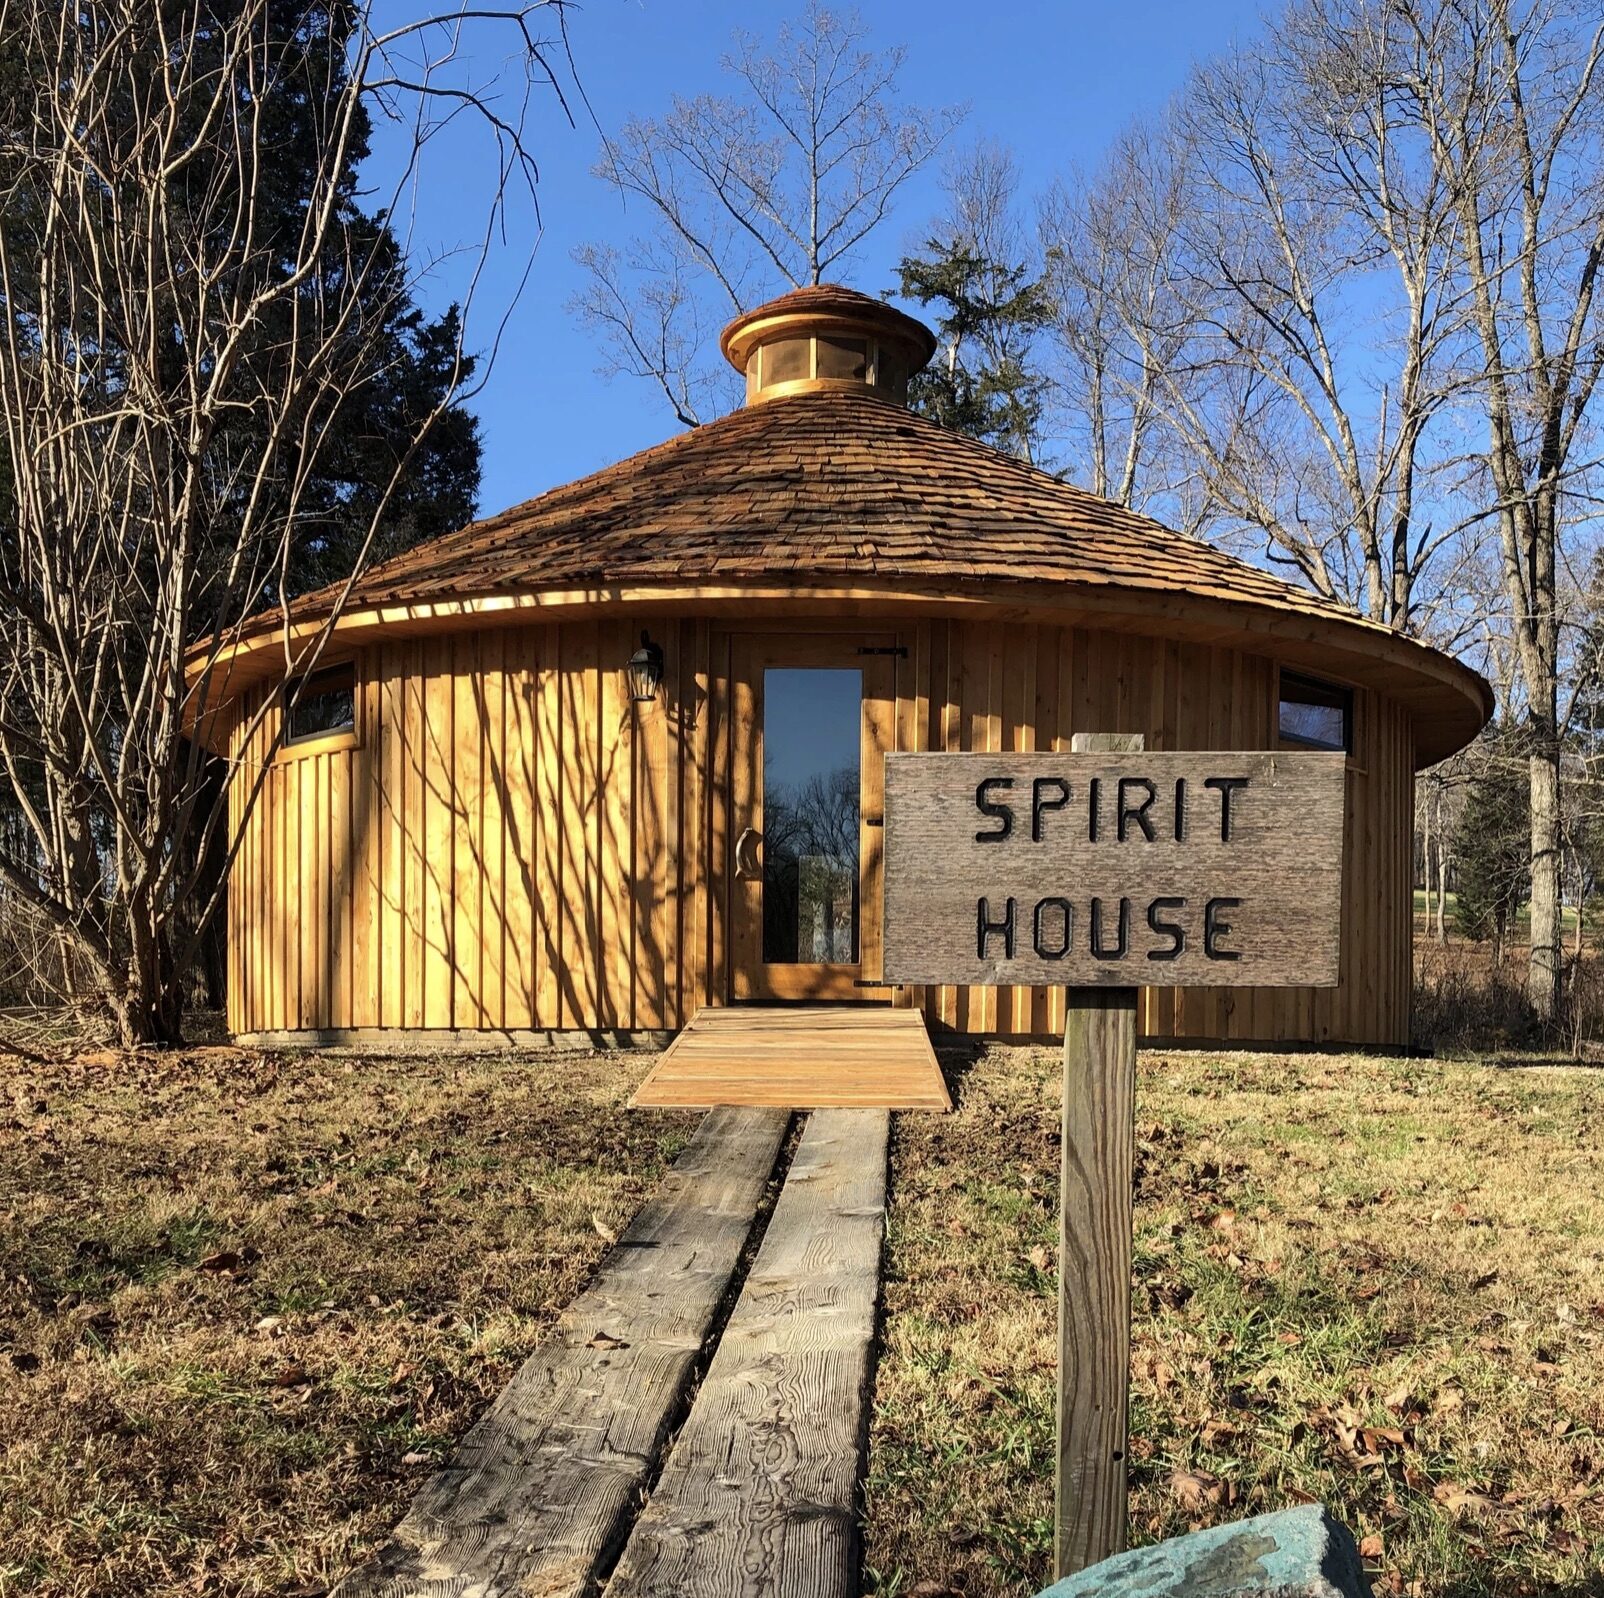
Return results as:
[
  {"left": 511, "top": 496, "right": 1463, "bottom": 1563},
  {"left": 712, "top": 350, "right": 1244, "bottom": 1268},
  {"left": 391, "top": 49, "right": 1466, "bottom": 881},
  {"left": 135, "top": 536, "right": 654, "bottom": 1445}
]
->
[
  {"left": 1411, "top": 890, "right": 1587, "bottom": 938},
  {"left": 0, "top": 1044, "right": 694, "bottom": 1597},
  {"left": 864, "top": 1045, "right": 1604, "bottom": 1598},
  {"left": 4, "top": 1041, "right": 1601, "bottom": 1598}
]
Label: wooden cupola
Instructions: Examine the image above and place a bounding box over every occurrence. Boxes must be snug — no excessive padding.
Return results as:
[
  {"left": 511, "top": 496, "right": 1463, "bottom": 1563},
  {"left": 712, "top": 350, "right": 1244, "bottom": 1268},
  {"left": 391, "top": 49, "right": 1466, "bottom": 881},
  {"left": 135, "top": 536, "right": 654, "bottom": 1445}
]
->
[{"left": 720, "top": 283, "right": 938, "bottom": 407}]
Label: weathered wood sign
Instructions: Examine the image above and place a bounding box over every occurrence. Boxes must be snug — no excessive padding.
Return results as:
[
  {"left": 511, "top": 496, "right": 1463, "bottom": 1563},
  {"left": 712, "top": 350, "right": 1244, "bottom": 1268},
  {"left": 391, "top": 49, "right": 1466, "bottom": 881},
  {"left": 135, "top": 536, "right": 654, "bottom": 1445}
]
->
[
  {"left": 882, "top": 750, "right": 1345, "bottom": 990},
  {"left": 880, "top": 738, "right": 1348, "bottom": 1582}
]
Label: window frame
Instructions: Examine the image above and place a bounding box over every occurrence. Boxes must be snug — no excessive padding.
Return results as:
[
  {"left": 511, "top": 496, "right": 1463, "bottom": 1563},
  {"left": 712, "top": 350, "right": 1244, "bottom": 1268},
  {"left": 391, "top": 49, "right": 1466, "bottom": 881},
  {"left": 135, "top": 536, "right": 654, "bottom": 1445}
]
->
[
  {"left": 1276, "top": 669, "right": 1353, "bottom": 756},
  {"left": 281, "top": 660, "right": 358, "bottom": 756}
]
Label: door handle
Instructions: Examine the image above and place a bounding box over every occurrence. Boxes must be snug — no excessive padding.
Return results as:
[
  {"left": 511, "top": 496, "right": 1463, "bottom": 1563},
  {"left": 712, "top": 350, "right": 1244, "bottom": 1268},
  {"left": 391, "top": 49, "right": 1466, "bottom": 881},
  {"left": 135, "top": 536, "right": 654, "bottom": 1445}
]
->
[{"left": 734, "top": 826, "right": 763, "bottom": 881}]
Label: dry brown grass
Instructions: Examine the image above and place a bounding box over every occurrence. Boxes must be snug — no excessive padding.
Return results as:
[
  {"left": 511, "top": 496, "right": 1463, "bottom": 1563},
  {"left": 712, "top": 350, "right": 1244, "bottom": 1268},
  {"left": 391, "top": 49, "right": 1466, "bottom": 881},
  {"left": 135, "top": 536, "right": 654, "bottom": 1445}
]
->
[
  {"left": 864, "top": 1044, "right": 1604, "bottom": 1598},
  {"left": 0, "top": 1044, "right": 694, "bottom": 1597}
]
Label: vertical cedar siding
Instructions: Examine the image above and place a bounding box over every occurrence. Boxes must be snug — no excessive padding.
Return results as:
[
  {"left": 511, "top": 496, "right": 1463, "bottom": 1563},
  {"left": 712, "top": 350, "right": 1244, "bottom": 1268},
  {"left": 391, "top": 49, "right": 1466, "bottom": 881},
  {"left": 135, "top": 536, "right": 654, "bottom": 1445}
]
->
[{"left": 225, "top": 616, "right": 1416, "bottom": 1047}]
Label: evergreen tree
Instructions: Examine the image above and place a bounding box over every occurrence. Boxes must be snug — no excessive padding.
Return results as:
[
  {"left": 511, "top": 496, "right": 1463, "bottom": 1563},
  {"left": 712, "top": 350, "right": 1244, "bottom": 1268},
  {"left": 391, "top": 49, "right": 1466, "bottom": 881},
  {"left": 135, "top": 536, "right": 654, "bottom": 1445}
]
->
[
  {"left": 1455, "top": 737, "right": 1531, "bottom": 957},
  {"left": 0, "top": 2, "right": 481, "bottom": 612},
  {"left": 897, "top": 237, "right": 1052, "bottom": 460},
  {"left": 1570, "top": 549, "right": 1604, "bottom": 772}
]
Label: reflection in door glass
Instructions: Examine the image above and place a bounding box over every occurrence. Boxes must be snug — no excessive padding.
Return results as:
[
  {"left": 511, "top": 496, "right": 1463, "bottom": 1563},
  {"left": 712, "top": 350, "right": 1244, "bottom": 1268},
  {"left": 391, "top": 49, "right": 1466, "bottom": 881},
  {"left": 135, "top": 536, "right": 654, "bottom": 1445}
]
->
[{"left": 763, "top": 668, "right": 861, "bottom": 964}]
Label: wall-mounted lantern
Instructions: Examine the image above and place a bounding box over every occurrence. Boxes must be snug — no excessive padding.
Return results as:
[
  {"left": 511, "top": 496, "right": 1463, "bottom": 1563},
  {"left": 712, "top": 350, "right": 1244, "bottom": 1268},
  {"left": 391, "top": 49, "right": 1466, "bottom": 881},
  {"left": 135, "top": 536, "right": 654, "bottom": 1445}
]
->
[{"left": 627, "top": 630, "right": 665, "bottom": 704}]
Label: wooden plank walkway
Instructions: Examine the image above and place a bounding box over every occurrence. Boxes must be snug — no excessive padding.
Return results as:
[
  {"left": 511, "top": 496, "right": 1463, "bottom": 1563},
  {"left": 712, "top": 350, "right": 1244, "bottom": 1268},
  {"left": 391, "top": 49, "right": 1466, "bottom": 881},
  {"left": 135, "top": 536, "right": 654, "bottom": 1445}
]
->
[
  {"left": 631, "top": 1006, "right": 951, "bottom": 1111},
  {"left": 329, "top": 1107, "right": 790, "bottom": 1598},
  {"left": 605, "top": 1108, "right": 890, "bottom": 1598}
]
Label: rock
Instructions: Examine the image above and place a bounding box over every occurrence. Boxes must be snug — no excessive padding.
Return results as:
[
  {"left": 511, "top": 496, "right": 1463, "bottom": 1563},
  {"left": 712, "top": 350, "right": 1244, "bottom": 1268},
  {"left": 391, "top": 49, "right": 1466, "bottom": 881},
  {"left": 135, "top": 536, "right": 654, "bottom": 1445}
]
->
[{"left": 1035, "top": 1505, "right": 1372, "bottom": 1597}]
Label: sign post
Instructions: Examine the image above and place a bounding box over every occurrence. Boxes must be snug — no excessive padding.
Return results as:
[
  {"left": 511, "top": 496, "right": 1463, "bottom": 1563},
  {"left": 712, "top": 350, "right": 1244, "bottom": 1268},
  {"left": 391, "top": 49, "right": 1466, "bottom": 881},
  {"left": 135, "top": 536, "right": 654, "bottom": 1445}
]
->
[
  {"left": 1057, "top": 731, "right": 1142, "bottom": 1577},
  {"left": 881, "top": 738, "right": 1345, "bottom": 1578}
]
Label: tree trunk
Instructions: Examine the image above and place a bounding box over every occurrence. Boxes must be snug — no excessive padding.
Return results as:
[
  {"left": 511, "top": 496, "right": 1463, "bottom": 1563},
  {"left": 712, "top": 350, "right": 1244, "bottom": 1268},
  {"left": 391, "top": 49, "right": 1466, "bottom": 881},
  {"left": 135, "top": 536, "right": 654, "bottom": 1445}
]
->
[
  {"left": 1435, "top": 839, "right": 1448, "bottom": 944},
  {"left": 1528, "top": 749, "right": 1562, "bottom": 1021},
  {"left": 111, "top": 932, "right": 186, "bottom": 1048},
  {"left": 1420, "top": 794, "right": 1432, "bottom": 932}
]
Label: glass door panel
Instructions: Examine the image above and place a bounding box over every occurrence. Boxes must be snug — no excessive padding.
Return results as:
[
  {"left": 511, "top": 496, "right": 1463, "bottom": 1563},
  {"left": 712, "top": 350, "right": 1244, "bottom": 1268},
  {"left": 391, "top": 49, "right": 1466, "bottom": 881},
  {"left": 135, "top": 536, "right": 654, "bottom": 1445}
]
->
[
  {"left": 761, "top": 668, "right": 862, "bottom": 966},
  {"left": 727, "top": 632, "right": 897, "bottom": 1003}
]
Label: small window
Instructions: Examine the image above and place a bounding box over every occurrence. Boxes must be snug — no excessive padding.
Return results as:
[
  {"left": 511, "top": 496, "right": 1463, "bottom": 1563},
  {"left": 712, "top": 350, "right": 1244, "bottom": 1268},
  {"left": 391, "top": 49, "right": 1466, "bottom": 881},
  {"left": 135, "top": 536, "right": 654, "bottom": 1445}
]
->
[
  {"left": 762, "top": 337, "right": 811, "bottom": 385},
  {"left": 1278, "top": 671, "right": 1350, "bottom": 752},
  {"left": 815, "top": 335, "right": 867, "bottom": 381},
  {"left": 285, "top": 662, "right": 355, "bottom": 744},
  {"left": 873, "top": 349, "right": 907, "bottom": 401}
]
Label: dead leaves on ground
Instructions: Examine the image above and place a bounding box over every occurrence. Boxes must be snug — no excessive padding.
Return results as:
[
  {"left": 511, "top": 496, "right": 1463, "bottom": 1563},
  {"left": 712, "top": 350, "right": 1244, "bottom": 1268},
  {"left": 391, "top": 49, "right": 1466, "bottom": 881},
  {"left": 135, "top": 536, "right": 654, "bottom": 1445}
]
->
[
  {"left": 1307, "top": 1401, "right": 1409, "bottom": 1474},
  {"left": 1168, "top": 1466, "right": 1235, "bottom": 1514}
]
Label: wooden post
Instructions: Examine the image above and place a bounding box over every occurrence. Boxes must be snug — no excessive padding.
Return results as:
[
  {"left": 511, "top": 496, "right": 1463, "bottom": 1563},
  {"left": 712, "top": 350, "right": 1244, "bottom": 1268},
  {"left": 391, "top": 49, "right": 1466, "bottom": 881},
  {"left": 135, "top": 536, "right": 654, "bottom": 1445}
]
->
[{"left": 1056, "top": 731, "right": 1142, "bottom": 1579}]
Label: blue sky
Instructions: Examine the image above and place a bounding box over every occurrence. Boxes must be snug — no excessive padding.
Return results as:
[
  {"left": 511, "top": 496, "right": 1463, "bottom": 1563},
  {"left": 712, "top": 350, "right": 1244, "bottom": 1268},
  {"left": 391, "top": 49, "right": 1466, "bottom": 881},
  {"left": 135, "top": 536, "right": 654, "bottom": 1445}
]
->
[{"left": 370, "top": 0, "right": 1268, "bottom": 518}]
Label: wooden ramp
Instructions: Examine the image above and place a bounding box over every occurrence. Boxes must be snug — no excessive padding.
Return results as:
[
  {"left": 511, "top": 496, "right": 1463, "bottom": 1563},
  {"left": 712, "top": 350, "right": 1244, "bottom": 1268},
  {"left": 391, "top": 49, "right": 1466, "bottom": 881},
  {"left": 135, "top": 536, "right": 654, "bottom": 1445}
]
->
[
  {"left": 631, "top": 1005, "right": 951, "bottom": 1111},
  {"left": 329, "top": 1107, "right": 789, "bottom": 1598},
  {"left": 606, "top": 1108, "right": 889, "bottom": 1598}
]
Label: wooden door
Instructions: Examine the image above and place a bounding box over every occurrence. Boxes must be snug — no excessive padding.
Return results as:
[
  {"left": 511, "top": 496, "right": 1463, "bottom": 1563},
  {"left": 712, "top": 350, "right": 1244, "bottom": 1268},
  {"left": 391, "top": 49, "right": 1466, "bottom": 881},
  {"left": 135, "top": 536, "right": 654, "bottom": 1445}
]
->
[{"left": 729, "top": 631, "right": 899, "bottom": 1001}]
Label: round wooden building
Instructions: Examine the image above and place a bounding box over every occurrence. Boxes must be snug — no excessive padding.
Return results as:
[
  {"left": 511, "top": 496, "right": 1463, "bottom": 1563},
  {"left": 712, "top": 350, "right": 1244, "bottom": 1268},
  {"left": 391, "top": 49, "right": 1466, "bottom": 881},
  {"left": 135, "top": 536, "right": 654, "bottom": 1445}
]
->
[{"left": 200, "top": 284, "right": 1491, "bottom": 1049}]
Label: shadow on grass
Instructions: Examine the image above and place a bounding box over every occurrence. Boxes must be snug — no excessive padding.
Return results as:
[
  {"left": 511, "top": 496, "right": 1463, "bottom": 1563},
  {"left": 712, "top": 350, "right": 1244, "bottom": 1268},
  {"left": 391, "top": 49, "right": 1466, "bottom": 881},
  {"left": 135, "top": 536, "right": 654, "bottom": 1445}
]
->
[
  {"left": 932, "top": 1038, "right": 987, "bottom": 1110},
  {"left": 1438, "top": 1580, "right": 1604, "bottom": 1598},
  {"left": 1485, "top": 1051, "right": 1604, "bottom": 1070}
]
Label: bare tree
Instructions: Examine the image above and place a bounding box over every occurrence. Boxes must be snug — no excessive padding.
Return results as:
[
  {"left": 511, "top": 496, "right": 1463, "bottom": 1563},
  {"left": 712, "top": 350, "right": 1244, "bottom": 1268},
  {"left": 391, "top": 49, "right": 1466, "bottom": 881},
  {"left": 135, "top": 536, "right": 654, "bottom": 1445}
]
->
[
  {"left": 573, "top": 3, "right": 962, "bottom": 425},
  {"left": 1386, "top": 0, "right": 1604, "bottom": 1018},
  {"left": 1152, "top": 6, "right": 1479, "bottom": 633},
  {"left": 1037, "top": 125, "right": 1205, "bottom": 520},
  {"left": 0, "top": 0, "right": 575, "bottom": 1044}
]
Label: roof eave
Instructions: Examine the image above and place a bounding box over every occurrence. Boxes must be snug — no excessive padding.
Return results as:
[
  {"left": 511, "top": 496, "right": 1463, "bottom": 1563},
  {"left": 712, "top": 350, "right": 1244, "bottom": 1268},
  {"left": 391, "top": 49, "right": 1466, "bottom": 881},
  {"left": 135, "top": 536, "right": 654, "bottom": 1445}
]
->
[{"left": 183, "top": 575, "right": 1492, "bottom": 767}]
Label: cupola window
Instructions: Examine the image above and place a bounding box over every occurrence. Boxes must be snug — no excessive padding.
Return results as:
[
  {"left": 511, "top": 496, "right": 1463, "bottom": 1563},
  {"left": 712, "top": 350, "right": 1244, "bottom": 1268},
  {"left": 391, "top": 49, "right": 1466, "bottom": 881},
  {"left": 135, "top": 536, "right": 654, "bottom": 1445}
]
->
[
  {"left": 815, "top": 336, "right": 867, "bottom": 381},
  {"left": 762, "top": 337, "right": 812, "bottom": 386}
]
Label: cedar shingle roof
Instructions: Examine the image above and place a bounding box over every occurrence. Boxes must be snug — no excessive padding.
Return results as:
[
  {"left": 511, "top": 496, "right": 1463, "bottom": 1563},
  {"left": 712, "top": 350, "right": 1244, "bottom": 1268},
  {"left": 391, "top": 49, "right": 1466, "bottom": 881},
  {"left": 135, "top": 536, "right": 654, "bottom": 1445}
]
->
[{"left": 294, "top": 390, "right": 1379, "bottom": 630}]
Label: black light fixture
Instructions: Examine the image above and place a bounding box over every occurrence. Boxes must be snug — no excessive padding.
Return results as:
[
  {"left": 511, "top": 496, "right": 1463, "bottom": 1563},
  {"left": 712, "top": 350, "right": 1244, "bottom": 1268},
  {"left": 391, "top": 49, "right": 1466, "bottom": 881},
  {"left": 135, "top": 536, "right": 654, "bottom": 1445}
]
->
[{"left": 626, "top": 630, "right": 664, "bottom": 703}]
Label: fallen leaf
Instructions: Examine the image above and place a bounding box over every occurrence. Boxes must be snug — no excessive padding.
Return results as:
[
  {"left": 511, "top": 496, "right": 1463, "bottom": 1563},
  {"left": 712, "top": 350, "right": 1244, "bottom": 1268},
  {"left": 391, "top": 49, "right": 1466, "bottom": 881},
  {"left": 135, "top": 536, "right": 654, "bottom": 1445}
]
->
[
  {"left": 271, "top": 1363, "right": 311, "bottom": 1388},
  {"left": 199, "top": 1250, "right": 241, "bottom": 1273},
  {"left": 1433, "top": 1482, "right": 1498, "bottom": 1517},
  {"left": 1027, "top": 1244, "right": 1052, "bottom": 1272},
  {"left": 1169, "top": 1468, "right": 1225, "bottom": 1513},
  {"left": 590, "top": 1213, "right": 618, "bottom": 1245},
  {"left": 1359, "top": 1533, "right": 1385, "bottom": 1560}
]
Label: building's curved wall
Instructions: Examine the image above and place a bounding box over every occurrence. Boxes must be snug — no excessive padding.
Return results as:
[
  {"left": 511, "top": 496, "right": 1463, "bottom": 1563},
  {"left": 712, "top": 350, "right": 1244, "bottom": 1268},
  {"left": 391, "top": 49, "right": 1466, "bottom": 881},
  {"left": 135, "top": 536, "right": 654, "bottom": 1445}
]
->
[{"left": 226, "top": 614, "right": 1415, "bottom": 1045}]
